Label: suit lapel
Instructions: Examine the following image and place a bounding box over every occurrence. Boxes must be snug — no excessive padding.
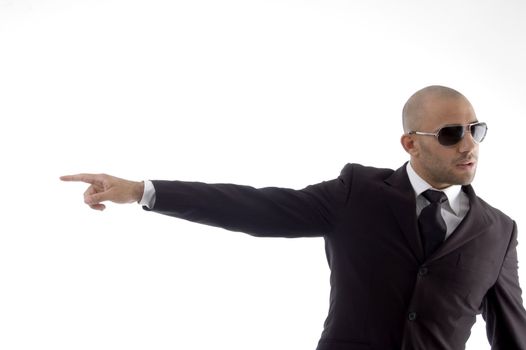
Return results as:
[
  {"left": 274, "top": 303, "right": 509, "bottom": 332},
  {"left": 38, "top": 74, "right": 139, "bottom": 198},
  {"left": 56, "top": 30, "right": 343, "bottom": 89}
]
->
[
  {"left": 382, "top": 164, "right": 493, "bottom": 264},
  {"left": 427, "top": 185, "right": 493, "bottom": 262},
  {"left": 383, "top": 164, "right": 425, "bottom": 264}
]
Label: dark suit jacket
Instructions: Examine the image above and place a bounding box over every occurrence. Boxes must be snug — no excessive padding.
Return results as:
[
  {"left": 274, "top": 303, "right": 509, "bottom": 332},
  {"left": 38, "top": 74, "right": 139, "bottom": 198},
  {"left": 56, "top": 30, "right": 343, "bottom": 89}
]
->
[{"left": 146, "top": 163, "right": 526, "bottom": 350}]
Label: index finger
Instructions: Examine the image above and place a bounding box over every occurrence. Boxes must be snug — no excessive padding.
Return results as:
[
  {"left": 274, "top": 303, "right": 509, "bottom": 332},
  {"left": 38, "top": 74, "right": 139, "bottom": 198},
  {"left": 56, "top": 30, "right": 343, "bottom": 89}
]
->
[{"left": 60, "top": 173, "right": 101, "bottom": 184}]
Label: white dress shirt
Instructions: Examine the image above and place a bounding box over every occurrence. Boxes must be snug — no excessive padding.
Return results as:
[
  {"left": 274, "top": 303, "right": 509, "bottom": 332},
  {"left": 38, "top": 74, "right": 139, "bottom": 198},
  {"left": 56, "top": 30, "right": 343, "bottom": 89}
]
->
[
  {"left": 406, "top": 162, "right": 470, "bottom": 238},
  {"left": 139, "top": 163, "right": 470, "bottom": 239},
  {"left": 139, "top": 180, "right": 156, "bottom": 209}
]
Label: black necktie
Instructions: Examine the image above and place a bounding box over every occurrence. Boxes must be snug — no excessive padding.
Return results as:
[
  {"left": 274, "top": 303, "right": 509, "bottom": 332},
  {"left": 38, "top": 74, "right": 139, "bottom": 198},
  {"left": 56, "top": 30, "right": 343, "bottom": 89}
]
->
[{"left": 418, "top": 190, "right": 448, "bottom": 258}]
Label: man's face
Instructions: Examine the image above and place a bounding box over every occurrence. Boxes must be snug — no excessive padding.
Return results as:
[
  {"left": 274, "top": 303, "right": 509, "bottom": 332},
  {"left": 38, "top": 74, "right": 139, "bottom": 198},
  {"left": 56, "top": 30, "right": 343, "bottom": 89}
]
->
[{"left": 410, "top": 96, "right": 479, "bottom": 189}]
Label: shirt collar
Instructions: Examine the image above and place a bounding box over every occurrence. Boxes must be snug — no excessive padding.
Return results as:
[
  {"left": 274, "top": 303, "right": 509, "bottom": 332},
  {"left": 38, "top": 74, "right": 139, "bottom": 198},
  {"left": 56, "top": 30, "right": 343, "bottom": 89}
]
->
[{"left": 406, "top": 162, "right": 463, "bottom": 215}]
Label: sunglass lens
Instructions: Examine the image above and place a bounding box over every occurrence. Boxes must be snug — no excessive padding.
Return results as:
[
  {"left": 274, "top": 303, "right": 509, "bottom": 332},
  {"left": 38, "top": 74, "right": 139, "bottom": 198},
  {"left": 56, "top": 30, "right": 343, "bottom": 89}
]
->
[
  {"left": 438, "top": 126, "right": 464, "bottom": 146},
  {"left": 471, "top": 123, "right": 487, "bottom": 143}
]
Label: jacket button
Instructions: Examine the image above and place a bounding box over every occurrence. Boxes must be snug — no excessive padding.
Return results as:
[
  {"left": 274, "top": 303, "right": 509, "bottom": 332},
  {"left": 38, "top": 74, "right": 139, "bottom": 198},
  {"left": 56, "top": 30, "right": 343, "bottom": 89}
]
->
[
  {"left": 418, "top": 267, "right": 428, "bottom": 277},
  {"left": 408, "top": 312, "right": 417, "bottom": 321}
]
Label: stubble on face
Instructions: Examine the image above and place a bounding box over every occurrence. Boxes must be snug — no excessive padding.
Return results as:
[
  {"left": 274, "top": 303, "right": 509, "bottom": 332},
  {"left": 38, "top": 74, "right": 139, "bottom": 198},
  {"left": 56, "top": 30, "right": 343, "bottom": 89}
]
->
[{"left": 417, "top": 139, "right": 478, "bottom": 189}]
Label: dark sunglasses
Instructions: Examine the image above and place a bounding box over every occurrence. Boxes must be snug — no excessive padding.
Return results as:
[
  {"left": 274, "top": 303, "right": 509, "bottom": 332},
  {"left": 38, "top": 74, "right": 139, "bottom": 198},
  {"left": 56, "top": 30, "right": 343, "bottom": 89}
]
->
[{"left": 408, "top": 122, "right": 488, "bottom": 146}]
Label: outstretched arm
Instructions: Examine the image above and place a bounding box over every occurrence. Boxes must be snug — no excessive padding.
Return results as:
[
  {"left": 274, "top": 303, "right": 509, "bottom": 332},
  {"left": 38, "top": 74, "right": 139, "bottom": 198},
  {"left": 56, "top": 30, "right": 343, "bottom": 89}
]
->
[
  {"left": 61, "top": 164, "right": 354, "bottom": 237},
  {"left": 60, "top": 174, "right": 145, "bottom": 211},
  {"left": 146, "top": 177, "right": 347, "bottom": 238}
]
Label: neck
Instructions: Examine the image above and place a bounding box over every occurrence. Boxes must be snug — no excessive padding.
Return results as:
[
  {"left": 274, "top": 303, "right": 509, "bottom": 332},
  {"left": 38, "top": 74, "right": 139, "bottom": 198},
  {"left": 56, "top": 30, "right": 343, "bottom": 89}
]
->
[{"left": 409, "top": 160, "right": 451, "bottom": 190}]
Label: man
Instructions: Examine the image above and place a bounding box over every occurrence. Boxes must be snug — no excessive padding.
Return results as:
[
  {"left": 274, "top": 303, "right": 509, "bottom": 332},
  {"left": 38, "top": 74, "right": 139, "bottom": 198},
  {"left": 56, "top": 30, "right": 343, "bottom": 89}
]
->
[{"left": 61, "top": 86, "right": 526, "bottom": 349}]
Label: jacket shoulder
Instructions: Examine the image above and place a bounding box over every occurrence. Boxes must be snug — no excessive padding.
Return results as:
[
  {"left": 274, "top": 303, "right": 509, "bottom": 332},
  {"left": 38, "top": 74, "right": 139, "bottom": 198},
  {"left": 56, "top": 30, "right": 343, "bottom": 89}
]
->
[
  {"left": 475, "top": 195, "right": 515, "bottom": 227},
  {"left": 339, "top": 163, "right": 395, "bottom": 183}
]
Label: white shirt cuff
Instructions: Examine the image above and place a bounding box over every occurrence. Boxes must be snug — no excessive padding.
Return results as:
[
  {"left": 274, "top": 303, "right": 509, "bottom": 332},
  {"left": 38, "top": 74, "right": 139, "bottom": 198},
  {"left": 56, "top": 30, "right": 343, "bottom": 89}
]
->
[{"left": 139, "top": 180, "right": 156, "bottom": 209}]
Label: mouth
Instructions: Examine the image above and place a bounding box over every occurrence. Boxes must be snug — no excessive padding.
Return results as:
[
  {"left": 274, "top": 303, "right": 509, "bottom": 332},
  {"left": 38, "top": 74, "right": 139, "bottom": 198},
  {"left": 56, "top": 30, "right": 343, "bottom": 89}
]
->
[{"left": 456, "top": 160, "right": 476, "bottom": 170}]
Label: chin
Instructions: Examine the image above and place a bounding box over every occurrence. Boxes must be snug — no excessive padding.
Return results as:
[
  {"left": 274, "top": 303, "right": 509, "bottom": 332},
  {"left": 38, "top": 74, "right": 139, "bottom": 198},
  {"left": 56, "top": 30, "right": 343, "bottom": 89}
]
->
[
  {"left": 455, "top": 174, "right": 476, "bottom": 186},
  {"left": 439, "top": 174, "right": 474, "bottom": 187},
  {"left": 450, "top": 168, "right": 477, "bottom": 186}
]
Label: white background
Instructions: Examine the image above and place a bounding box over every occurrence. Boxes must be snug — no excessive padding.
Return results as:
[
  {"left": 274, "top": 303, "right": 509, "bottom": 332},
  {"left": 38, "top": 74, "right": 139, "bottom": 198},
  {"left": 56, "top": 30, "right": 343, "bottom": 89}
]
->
[{"left": 1, "top": 0, "right": 525, "bottom": 349}]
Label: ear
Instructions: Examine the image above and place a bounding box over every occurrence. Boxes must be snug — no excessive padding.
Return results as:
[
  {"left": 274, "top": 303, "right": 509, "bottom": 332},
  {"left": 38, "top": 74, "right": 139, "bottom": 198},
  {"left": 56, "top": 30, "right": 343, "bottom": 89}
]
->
[{"left": 400, "top": 134, "right": 419, "bottom": 156}]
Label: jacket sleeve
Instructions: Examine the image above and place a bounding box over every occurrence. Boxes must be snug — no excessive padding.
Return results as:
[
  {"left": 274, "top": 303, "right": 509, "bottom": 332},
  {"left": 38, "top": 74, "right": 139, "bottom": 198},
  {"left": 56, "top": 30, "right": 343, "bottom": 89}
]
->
[
  {"left": 143, "top": 164, "right": 353, "bottom": 238},
  {"left": 482, "top": 221, "right": 526, "bottom": 349}
]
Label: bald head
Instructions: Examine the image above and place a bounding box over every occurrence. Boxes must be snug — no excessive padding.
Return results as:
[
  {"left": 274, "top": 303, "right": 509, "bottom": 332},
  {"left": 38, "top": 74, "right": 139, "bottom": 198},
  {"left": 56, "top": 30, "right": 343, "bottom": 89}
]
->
[{"left": 402, "top": 85, "right": 472, "bottom": 133}]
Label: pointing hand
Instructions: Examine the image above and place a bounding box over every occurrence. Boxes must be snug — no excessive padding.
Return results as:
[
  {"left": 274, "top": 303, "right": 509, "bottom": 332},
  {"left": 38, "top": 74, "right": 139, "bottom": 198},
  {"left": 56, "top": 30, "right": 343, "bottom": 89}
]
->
[{"left": 60, "top": 173, "right": 144, "bottom": 211}]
